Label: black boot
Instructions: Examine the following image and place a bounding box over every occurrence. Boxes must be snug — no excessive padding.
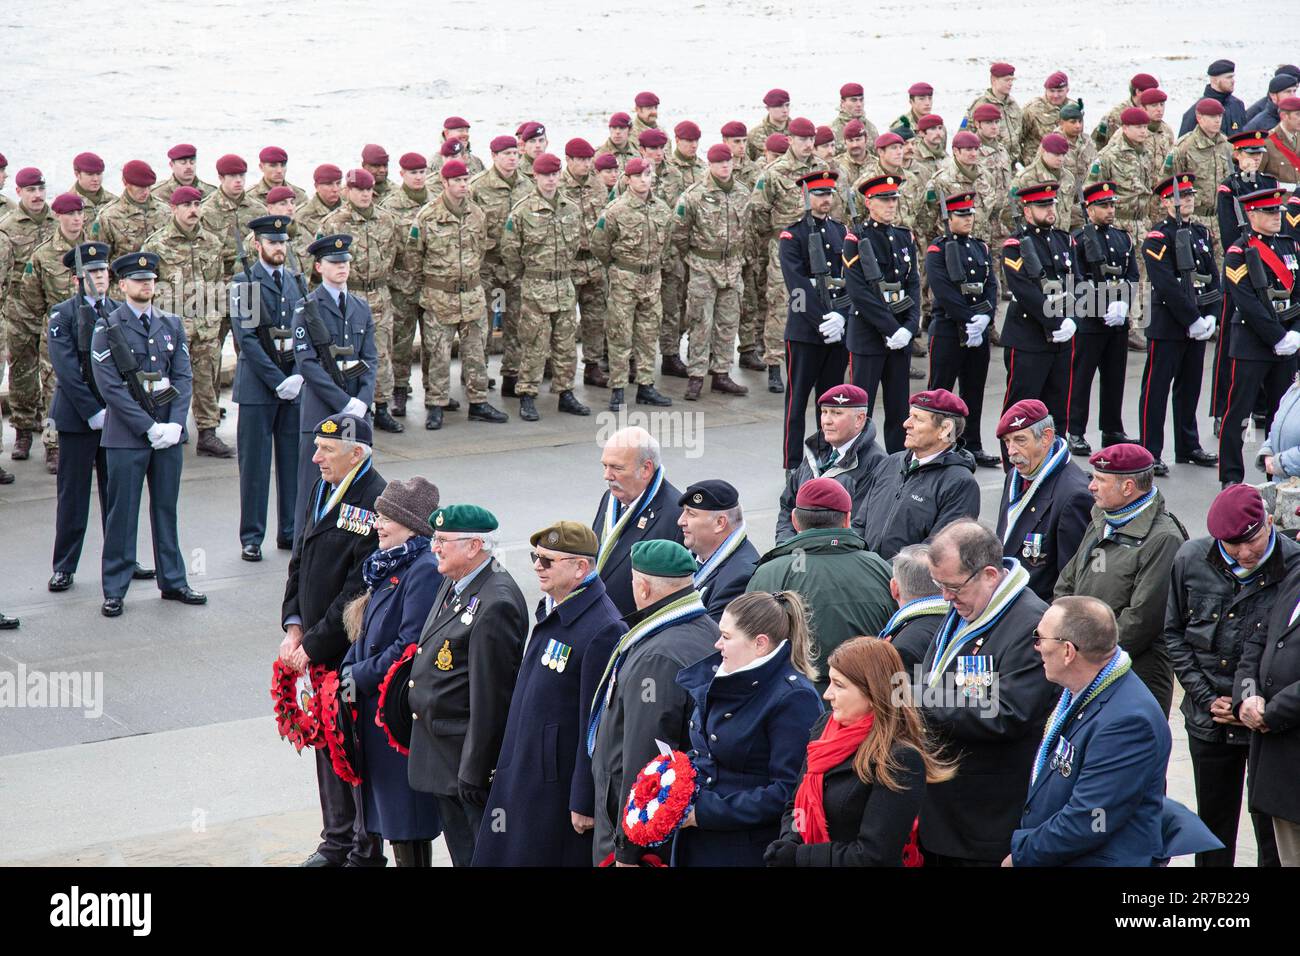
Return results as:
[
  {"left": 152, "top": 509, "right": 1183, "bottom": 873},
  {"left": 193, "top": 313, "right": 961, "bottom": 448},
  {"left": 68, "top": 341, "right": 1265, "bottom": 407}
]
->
[
  {"left": 767, "top": 365, "right": 784, "bottom": 393},
  {"left": 557, "top": 390, "right": 591, "bottom": 416},
  {"left": 1066, "top": 433, "right": 1091, "bottom": 456},
  {"left": 609, "top": 387, "right": 625, "bottom": 411},
  {"left": 738, "top": 349, "right": 765, "bottom": 371},
  {"left": 501, "top": 375, "right": 518, "bottom": 398},
  {"left": 468, "top": 401, "right": 508, "bottom": 423},
  {"left": 519, "top": 396, "right": 539, "bottom": 421},
  {"left": 636, "top": 384, "right": 673, "bottom": 406},
  {"left": 425, "top": 406, "right": 444, "bottom": 430},
  {"left": 391, "top": 387, "right": 408, "bottom": 417},
  {"left": 374, "top": 403, "right": 404, "bottom": 433},
  {"left": 391, "top": 841, "right": 420, "bottom": 868},
  {"left": 661, "top": 354, "right": 688, "bottom": 378}
]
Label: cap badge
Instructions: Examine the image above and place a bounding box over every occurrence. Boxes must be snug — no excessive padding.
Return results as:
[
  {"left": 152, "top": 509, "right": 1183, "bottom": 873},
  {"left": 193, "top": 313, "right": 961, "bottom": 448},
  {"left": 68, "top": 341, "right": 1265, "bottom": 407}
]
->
[
  {"left": 320, "top": 419, "right": 338, "bottom": 434},
  {"left": 692, "top": 493, "right": 703, "bottom": 504},
  {"left": 1011, "top": 416, "right": 1026, "bottom": 427},
  {"left": 274, "top": 218, "right": 283, "bottom": 228},
  {"left": 88, "top": 246, "right": 97, "bottom": 256},
  {"left": 138, "top": 256, "right": 147, "bottom": 267},
  {"left": 435, "top": 513, "right": 445, "bottom": 527},
  {"left": 548, "top": 531, "right": 559, "bottom": 544},
  {"left": 832, "top": 395, "right": 849, "bottom": 404},
  {"left": 886, "top": 177, "right": 895, "bottom": 184},
  {"left": 334, "top": 238, "right": 343, "bottom": 249},
  {"left": 1097, "top": 457, "right": 1110, "bottom": 467}
]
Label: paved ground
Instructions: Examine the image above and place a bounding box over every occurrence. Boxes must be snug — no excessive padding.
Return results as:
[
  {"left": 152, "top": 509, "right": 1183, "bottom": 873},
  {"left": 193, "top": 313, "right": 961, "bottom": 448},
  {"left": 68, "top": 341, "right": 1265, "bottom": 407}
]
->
[{"left": 0, "top": 337, "right": 1260, "bottom": 866}]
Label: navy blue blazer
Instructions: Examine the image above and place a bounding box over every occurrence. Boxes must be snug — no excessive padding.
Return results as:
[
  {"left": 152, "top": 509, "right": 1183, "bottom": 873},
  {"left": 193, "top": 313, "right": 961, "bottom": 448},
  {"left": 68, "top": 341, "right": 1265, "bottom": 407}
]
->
[
  {"left": 48, "top": 295, "right": 117, "bottom": 433},
  {"left": 232, "top": 261, "right": 303, "bottom": 405},
  {"left": 292, "top": 283, "right": 376, "bottom": 433},
  {"left": 995, "top": 457, "right": 1094, "bottom": 603},
  {"left": 1011, "top": 668, "right": 1170, "bottom": 866},
  {"left": 591, "top": 476, "right": 685, "bottom": 618},
  {"left": 89, "top": 303, "right": 192, "bottom": 449},
  {"left": 697, "top": 537, "right": 760, "bottom": 621}
]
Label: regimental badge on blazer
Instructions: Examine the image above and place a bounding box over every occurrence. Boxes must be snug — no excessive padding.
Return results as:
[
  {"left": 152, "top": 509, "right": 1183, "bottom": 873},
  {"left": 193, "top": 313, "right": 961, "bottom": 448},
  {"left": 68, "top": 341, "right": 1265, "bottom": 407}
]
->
[
  {"left": 436, "top": 639, "right": 454, "bottom": 671},
  {"left": 337, "top": 504, "right": 376, "bottom": 535},
  {"left": 540, "top": 639, "right": 573, "bottom": 673}
]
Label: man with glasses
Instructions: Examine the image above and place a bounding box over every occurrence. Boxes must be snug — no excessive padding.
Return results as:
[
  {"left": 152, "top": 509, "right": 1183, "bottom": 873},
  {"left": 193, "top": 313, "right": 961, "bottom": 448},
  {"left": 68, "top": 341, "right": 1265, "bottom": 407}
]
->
[
  {"left": 473, "top": 521, "right": 626, "bottom": 866},
  {"left": 919, "top": 519, "right": 1055, "bottom": 866},
  {"left": 408, "top": 504, "right": 527, "bottom": 867}
]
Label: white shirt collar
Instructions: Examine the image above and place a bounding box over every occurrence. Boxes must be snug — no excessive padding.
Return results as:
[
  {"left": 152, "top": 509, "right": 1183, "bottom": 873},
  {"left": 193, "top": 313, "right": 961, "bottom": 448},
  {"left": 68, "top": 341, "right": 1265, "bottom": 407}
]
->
[{"left": 716, "top": 640, "right": 787, "bottom": 678}]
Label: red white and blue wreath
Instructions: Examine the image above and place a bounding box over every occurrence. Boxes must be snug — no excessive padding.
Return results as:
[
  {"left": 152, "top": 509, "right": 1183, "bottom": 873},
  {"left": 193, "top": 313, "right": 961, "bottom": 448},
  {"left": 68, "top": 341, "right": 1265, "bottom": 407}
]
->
[{"left": 622, "top": 746, "right": 698, "bottom": 847}]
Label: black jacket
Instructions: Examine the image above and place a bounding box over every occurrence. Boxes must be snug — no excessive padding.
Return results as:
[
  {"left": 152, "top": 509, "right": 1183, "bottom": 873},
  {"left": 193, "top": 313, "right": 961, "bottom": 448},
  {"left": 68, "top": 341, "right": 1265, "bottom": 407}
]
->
[
  {"left": 1142, "top": 217, "right": 1222, "bottom": 340},
  {"left": 778, "top": 212, "right": 851, "bottom": 343},
  {"left": 1216, "top": 171, "right": 1278, "bottom": 254},
  {"left": 697, "top": 538, "right": 760, "bottom": 621},
  {"left": 1179, "top": 86, "right": 1247, "bottom": 137},
  {"left": 407, "top": 562, "right": 528, "bottom": 796},
  {"left": 1245, "top": 100, "right": 1283, "bottom": 133},
  {"left": 994, "top": 455, "right": 1093, "bottom": 602},
  {"left": 1224, "top": 229, "right": 1300, "bottom": 362},
  {"left": 925, "top": 232, "right": 998, "bottom": 342},
  {"left": 770, "top": 714, "right": 927, "bottom": 867},
  {"left": 1170, "top": 533, "right": 1300, "bottom": 744},
  {"left": 843, "top": 218, "right": 921, "bottom": 356},
  {"left": 999, "top": 225, "right": 1074, "bottom": 353},
  {"left": 852, "top": 446, "right": 981, "bottom": 560},
  {"left": 777, "top": 424, "right": 887, "bottom": 543},
  {"left": 281, "top": 462, "right": 385, "bottom": 668},
  {"left": 1070, "top": 221, "right": 1138, "bottom": 335},
  {"left": 592, "top": 475, "right": 685, "bottom": 617},
  {"left": 885, "top": 611, "right": 945, "bottom": 675}
]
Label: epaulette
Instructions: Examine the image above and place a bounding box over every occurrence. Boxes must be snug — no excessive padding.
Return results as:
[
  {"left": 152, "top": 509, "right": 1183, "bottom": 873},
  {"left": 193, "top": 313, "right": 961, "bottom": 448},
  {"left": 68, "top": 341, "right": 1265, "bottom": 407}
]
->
[
  {"left": 1226, "top": 245, "right": 1243, "bottom": 254},
  {"left": 1146, "top": 230, "right": 1165, "bottom": 239},
  {"left": 845, "top": 232, "right": 858, "bottom": 242},
  {"left": 779, "top": 230, "right": 793, "bottom": 240},
  {"left": 1003, "top": 237, "right": 1020, "bottom": 247},
  {"left": 1217, "top": 184, "right": 1231, "bottom": 194},
  {"left": 927, "top": 244, "right": 941, "bottom": 253}
]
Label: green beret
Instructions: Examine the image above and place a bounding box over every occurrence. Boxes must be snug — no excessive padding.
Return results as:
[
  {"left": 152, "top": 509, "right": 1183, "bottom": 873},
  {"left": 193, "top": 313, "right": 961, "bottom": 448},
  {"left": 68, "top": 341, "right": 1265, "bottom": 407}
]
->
[
  {"left": 631, "top": 539, "right": 697, "bottom": 578},
  {"left": 430, "top": 504, "right": 498, "bottom": 533},
  {"left": 530, "top": 520, "right": 599, "bottom": 557},
  {"left": 1059, "top": 100, "right": 1084, "bottom": 121}
]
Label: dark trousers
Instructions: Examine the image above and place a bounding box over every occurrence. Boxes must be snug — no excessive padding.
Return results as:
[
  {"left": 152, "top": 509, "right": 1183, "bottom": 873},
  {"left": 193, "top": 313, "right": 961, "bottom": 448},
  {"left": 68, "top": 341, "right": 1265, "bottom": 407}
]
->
[
  {"left": 435, "top": 795, "right": 484, "bottom": 867},
  {"left": 295, "top": 432, "right": 320, "bottom": 543},
  {"left": 1186, "top": 735, "right": 1279, "bottom": 867},
  {"left": 53, "top": 429, "right": 108, "bottom": 574},
  {"left": 919, "top": 845, "right": 998, "bottom": 867},
  {"left": 1213, "top": 319, "right": 1269, "bottom": 420},
  {"left": 237, "top": 401, "right": 300, "bottom": 546},
  {"left": 1068, "top": 330, "right": 1128, "bottom": 437},
  {"left": 849, "top": 349, "right": 910, "bottom": 453},
  {"left": 1218, "top": 356, "right": 1295, "bottom": 484},
  {"left": 102, "top": 445, "right": 186, "bottom": 599},
  {"left": 313, "top": 746, "right": 385, "bottom": 866},
  {"left": 928, "top": 335, "right": 991, "bottom": 452},
  {"left": 1138, "top": 337, "right": 1207, "bottom": 461},
  {"left": 1003, "top": 345, "right": 1072, "bottom": 432},
  {"left": 782, "top": 339, "right": 848, "bottom": 468}
]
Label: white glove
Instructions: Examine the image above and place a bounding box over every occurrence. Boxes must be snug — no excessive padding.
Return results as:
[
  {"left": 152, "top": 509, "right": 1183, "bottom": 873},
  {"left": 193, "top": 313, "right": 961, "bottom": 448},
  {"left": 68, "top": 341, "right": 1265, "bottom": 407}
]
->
[
  {"left": 966, "top": 332, "right": 985, "bottom": 348},
  {"left": 1103, "top": 300, "right": 1129, "bottom": 327},
  {"left": 342, "top": 397, "right": 369, "bottom": 418},
  {"left": 147, "top": 423, "right": 167, "bottom": 448},
  {"left": 1274, "top": 330, "right": 1300, "bottom": 357},
  {"left": 965, "top": 313, "right": 991, "bottom": 339},
  {"left": 818, "top": 311, "right": 846, "bottom": 344},
  {"left": 1050, "top": 318, "right": 1078, "bottom": 344},
  {"left": 275, "top": 374, "right": 304, "bottom": 401},
  {"left": 88, "top": 409, "right": 106, "bottom": 431},
  {"left": 150, "top": 422, "right": 183, "bottom": 449},
  {"left": 885, "top": 328, "right": 913, "bottom": 350},
  {"left": 1187, "top": 316, "right": 1215, "bottom": 341}
]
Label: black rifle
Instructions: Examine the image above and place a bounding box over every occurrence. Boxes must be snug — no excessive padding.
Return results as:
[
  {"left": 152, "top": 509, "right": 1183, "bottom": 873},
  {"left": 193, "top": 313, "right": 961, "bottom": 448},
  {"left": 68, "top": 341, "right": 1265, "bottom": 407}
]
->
[
  {"left": 104, "top": 313, "right": 177, "bottom": 414},
  {"left": 1171, "top": 176, "right": 1219, "bottom": 312},
  {"left": 72, "top": 244, "right": 104, "bottom": 406},
  {"left": 853, "top": 198, "right": 914, "bottom": 316},
  {"left": 233, "top": 225, "right": 296, "bottom": 374},
  {"left": 285, "top": 242, "right": 364, "bottom": 387},
  {"left": 803, "top": 185, "right": 852, "bottom": 315}
]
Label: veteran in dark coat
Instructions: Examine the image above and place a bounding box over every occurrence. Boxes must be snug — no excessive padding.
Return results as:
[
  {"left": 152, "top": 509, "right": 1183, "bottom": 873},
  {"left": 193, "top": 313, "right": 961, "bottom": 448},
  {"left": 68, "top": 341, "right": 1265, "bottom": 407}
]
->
[
  {"left": 879, "top": 543, "right": 949, "bottom": 674},
  {"left": 407, "top": 504, "right": 528, "bottom": 867},
  {"left": 678, "top": 480, "right": 759, "bottom": 620},
  {"left": 473, "top": 522, "right": 627, "bottom": 867}
]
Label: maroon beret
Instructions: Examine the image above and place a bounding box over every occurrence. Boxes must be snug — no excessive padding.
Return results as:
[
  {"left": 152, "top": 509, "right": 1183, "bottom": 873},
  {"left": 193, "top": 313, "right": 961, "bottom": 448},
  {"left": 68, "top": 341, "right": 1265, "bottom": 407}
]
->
[
  {"left": 259, "top": 146, "right": 288, "bottom": 164},
  {"left": 50, "top": 193, "right": 84, "bottom": 215},
  {"left": 990, "top": 62, "right": 1015, "bottom": 78},
  {"left": 167, "top": 143, "right": 197, "bottom": 161},
  {"left": 361, "top": 143, "right": 389, "bottom": 165},
  {"left": 795, "top": 477, "right": 852, "bottom": 514},
  {"left": 1089, "top": 443, "right": 1154, "bottom": 474},
  {"left": 121, "top": 159, "right": 156, "bottom": 186},
  {"left": 952, "top": 131, "right": 981, "bottom": 150},
  {"left": 73, "top": 152, "right": 104, "bottom": 174},
  {"left": 788, "top": 117, "right": 816, "bottom": 138},
  {"left": 840, "top": 82, "right": 864, "bottom": 98},
  {"left": 490, "top": 135, "right": 518, "bottom": 154},
  {"left": 1207, "top": 484, "right": 1267, "bottom": 544},
  {"left": 843, "top": 119, "right": 867, "bottom": 139},
  {"left": 609, "top": 111, "right": 632, "bottom": 129},
  {"left": 625, "top": 157, "right": 649, "bottom": 176},
  {"left": 313, "top": 163, "right": 343, "bottom": 184},
  {"left": 1040, "top": 133, "right": 1070, "bottom": 155},
  {"left": 720, "top": 120, "right": 747, "bottom": 138},
  {"left": 1281, "top": 96, "right": 1300, "bottom": 113},
  {"left": 169, "top": 186, "right": 204, "bottom": 205},
  {"left": 594, "top": 153, "right": 618, "bottom": 171},
  {"left": 565, "top": 138, "right": 595, "bottom": 158},
  {"left": 917, "top": 114, "right": 944, "bottom": 131},
  {"left": 875, "top": 132, "right": 904, "bottom": 149},
  {"left": 14, "top": 167, "right": 42, "bottom": 188},
  {"left": 910, "top": 388, "right": 969, "bottom": 417},
  {"left": 215, "top": 154, "right": 247, "bottom": 176},
  {"left": 1131, "top": 73, "right": 1159, "bottom": 91},
  {"left": 908, "top": 81, "right": 934, "bottom": 97},
  {"left": 674, "top": 121, "right": 701, "bottom": 141},
  {"left": 638, "top": 128, "right": 668, "bottom": 148},
  {"left": 441, "top": 139, "right": 465, "bottom": 157},
  {"left": 996, "top": 399, "right": 1050, "bottom": 438},
  {"left": 819, "top": 383, "right": 868, "bottom": 408},
  {"left": 765, "top": 133, "right": 790, "bottom": 154},
  {"left": 1121, "top": 107, "right": 1151, "bottom": 126},
  {"left": 706, "top": 143, "right": 732, "bottom": 163},
  {"left": 532, "top": 152, "right": 562, "bottom": 175},
  {"left": 972, "top": 104, "right": 1003, "bottom": 122},
  {"left": 399, "top": 152, "right": 426, "bottom": 171},
  {"left": 0, "top": 153, "right": 7, "bottom": 168},
  {"left": 634, "top": 91, "right": 660, "bottom": 108},
  {"left": 1196, "top": 98, "right": 1225, "bottom": 116},
  {"left": 265, "top": 186, "right": 295, "bottom": 204},
  {"left": 1044, "top": 71, "right": 1069, "bottom": 89},
  {"left": 440, "top": 159, "right": 468, "bottom": 180},
  {"left": 815, "top": 125, "right": 835, "bottom": 146},
  {"left": 443, "top": 116, "right": 470, "bottom": 130},
  {"left": 1138, "top": 88, "right": 1167, "bottom": 105},
  {"left": 345, "top": 168, "right": 375, "bottom": 189},
  {"left": 519, "top": 122, "right": 547, "bottom": 142},
  {"left": 763, "top": 88, "right": 790, "bottom": 108}
]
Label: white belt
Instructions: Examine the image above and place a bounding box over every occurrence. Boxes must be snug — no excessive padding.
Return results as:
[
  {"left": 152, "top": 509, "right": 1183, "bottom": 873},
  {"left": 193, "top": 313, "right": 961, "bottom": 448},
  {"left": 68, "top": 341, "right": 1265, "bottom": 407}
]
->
[
  {"left": 339, "top": 360, "right": 362, "bottom": 372},
  {"left": 274, "top": 338, "right": 293, "bottom": 353},
  {"left": 145, "top": 377, "right": 171, "bottom": 394}
]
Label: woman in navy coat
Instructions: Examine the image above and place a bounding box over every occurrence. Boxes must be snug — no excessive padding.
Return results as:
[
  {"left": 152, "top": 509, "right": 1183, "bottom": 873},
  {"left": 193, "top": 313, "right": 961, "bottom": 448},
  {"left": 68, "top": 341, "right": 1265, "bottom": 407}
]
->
[
  {"left": 672, "top": 590, "right": 823, "bottom": 866},
  {"left": 340, "top": 477, "right": 443, "bottom": 866}
]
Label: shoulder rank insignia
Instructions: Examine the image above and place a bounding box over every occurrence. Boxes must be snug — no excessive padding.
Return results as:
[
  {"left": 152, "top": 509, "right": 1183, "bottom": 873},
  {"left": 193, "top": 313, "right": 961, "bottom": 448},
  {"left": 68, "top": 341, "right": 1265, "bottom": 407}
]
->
[
  {"left": 845, "top": 232, "right": 857, "bottom": 242},
  {"left": 779, "top": 230, "right": 793, "bottom": 240},
  {"left": 927, "top": 244, "right": 941, "bottom": 253},
  {"left": 1002, "top": 237, "right": 1020, "bottom": 247},
  {"left": 1145, "top": 245, "right": 1166, "bottom": 261},
  {"left": 1225, "top": 263, "right": 1248, "bottom": 284},
  {"left": 1146, "top": 230, "right": 1165, "bottom": 239},
  {"left": 1217, "top": 183, "right": 1231, "bottom": 194},
  {"left": 435, "top": 639, "right": 454, "bottom": 671}
]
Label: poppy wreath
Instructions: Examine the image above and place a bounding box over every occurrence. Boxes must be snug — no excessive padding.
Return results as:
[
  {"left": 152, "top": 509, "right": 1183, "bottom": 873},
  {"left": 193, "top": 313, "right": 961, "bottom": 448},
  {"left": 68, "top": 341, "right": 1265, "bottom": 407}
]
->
[
  {"left": 621, "top": 750, "right": 698, "bottom": 848},
  {"left": 271, "top": 660, "right": 329, "bottom": 752},
  {"left": 596, "top": 851, "right": 668, "bottom": 868},
  {"left": 376, "top": 643, "right": 418, "bottom": 755},
  {"left": 316, "top": 669, "right": 362, "bottom": 786}
]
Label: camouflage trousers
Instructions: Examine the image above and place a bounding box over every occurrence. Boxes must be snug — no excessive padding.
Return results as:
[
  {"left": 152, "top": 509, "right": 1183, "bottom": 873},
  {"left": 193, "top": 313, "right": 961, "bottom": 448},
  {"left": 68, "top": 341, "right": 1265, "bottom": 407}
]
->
[
  {"left": 685, "top": 258, "right": 743, "bottom": 377},
  {"left": 606, "top": 266, "right": 662, "bottom": 388},
  {"left": 4, "top": 304, "right": 56, "bottom": 448},
  {"left": 762, "top": 237, "right": 790, "bottom": 366},
  {"left": 738, "top": 251, "right": 767, "bottom": 353},
  {"left": 575, "top": 269, "right": 608, "bottom": 365},
  {"left": 183, "top": 315, "right": 223, "bottom": 430},
  {"left": 660, "top": 258, "right": 688, "bottom": 356},
  {"left": 390, "top": 287, "right": 421, "bottom": 393},
  {"left": 517, "top": 298, "right": 578, "bottom": 396},
  {"left": 423, "top": 312, "right": 489, "bottom": 406},
  {"left": 360, "top": 287, "right": 394, "bottom": 404},
  {"left": 481, "top": 256, "right": 523, "bottom": 377}
]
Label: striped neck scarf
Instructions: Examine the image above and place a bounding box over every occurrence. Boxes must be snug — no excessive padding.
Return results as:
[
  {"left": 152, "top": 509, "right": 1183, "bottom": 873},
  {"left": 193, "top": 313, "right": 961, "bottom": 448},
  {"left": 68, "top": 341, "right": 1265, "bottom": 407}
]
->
[
  {"left": 880, "top": 595, "right": 949, "bottom": 639},
  {"left": 1032, "top": 648, "right": 1131, "bottom": 784},
  {"left": 1002, "top": 438, "right": 1069, "bottom": 544},
  {"left": 1101, "top": 487, "right": 1157, "bottom": 540},
  {"left": 596, "top": 467, "right": 664, "bottom": 573},
  {"left": 544, "top": 570, "right": 598, "bottom": 617},
  {"left": 586, "top": 589, "right": 707, "bottom": 756},
  {"left": 1219, "top": 529, "right": 1276, "bottom": 583},
  {"left": 928, "top": 559, "right": 1031, "bottom": 688},
  {"left": 313, "top": 456, "right": 372, "bottom": 524},
  {"left": 694, "top": 523, "right": 748, "bottom": 589}
]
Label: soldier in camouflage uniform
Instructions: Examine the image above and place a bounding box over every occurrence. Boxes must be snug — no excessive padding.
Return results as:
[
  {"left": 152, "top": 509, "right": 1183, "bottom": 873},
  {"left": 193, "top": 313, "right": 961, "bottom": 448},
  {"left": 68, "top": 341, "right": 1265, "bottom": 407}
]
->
[
  {"left": 1055, "top": 101, "right": 1096, "bottom": 230},
  {"left": 657, "top": 121, "right": 707, "bottom": 376},
  {"left": 675, "top": 143, "right": 751, "bottom": 400},
  {"left": 247, "top": 146, "right": 308, "bottom": 206},
  {"left": 724, "top": 121, "right": 766, "bottom": 370},
  {"left": 144, "top": 186, "right": 230, "bottom": 457},
  {"left": 595, "top": 153, "right": 620, "bottom": 200},
  {"left": 966, "top": 62, "right": 1023, "bottom": 163},
  {"left": 559, "top": 139, "right": 610, "bottom": 387},
  {"left": 320, "top": 168, "right": 403, "bottom": 431},
  {"left": 428, "top": 117, "right": 486, "bottom": 182},
  {"left": 379, "top": 152, "right": 430, "bottom": 418},
  {"left": 920, "top": 132, "right": 999, "bottom": 260},
  {"left": 518, "top": 122, "right": 549, "bottom": 181},
  {"left": 294, "top": 165, "right": 344, "bottom": 264},
  {"left": 0, "top": 156, "right": 13, "bottom": 219},
  {"left": 94, "top": 160, "right": 169, "bottom": 260},
  {"left": 837, "top": 120, "right": 874, "bottom": 212},
  {"left": 857, "top": 132, "right": 920, "bottom": 229},
  {"left": 1019, "top": 71, "right": 1072, "bottom": 167},
  {"left": 894, "top": 82, "right": 935, "bottom": 135},
  {"left": 409, "top": 159, "right": 508, "bottom": 430},
  {"left": 152, "top": 144, "right": 216, "bottom": 203},
  {"left": 1172, "top": 98, "right": 1235, "bottom": 251},
  {"left": 971, "top": 107, "right": 1014, "bottom": 272},
  {"left": 831, "top": 82, "right": 879, "bottom": 154},
  {"left": 1092, "top": 73, "right": 1159, "bottom": 150},
  {"left": 360, "top": 144, "right": 393, "bottom": 203},
  {"left": 471, "top": 136, "right": 530, "bottom": 395},
  {"left": 814, "top": 127, "right": 840, "bottom": 170},
  {"left": 69, "top": 153, "right": 117, "bottom": 222},
  {"left": 595, "top": 112, "right": 638, "bottom": 170},
  {"left": 631, "top": 92, "right": 669, "bottom": 155},
  {"left": 590, "top": 157, "right": 675, "bottom": 411},
  {"left": 1109, "top": 89, "right": 1176, "bottom": 221},
  {"left": 747, "top": 89, "right": 791, "bottom": 162},
  {"left": 1011, "top": 133, "right": 1076, "bottom": 227},
  {"left": 499, "top": 153, "right": 590, "bottom": 422}
]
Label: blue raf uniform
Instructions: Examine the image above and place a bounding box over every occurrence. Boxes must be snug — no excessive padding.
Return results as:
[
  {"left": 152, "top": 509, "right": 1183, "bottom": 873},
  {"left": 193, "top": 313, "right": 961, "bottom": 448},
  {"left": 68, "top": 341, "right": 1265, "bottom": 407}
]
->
[
  {"left": 843, "top": 174, "right": 921, "bottom": 453},
  {"left": 90, "top": 252, "right": 205, "bottom": 616},
  {"left": 777, "top": 169, "right": 850, "bottom": 470},
  {"left": 292, "top": 234, "right": 377, "bottom": 536},
  {"left": 231, "top": 215, "right": 304, "bottom": 558}
]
